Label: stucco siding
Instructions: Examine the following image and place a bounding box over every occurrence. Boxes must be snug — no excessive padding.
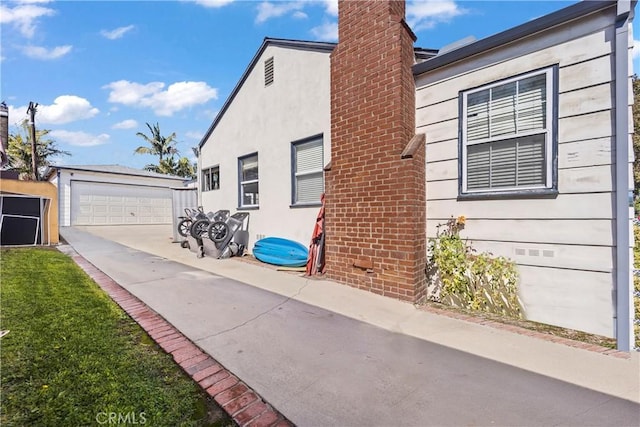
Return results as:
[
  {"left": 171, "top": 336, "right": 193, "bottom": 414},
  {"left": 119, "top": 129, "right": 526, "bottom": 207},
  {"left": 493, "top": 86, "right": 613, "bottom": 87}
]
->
[
  {"left": 416, "top": 7, "right": 626, "bottom": 337},
  {"left": 199, "top": 44, "right": 331, "bottom": 248}
]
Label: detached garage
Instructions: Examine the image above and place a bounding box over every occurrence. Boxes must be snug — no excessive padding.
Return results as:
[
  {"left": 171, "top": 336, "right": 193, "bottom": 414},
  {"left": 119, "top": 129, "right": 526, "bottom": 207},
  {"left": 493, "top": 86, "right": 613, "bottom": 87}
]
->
[{"left": 47, "top": 165, "right": 185, "bottom": 226}]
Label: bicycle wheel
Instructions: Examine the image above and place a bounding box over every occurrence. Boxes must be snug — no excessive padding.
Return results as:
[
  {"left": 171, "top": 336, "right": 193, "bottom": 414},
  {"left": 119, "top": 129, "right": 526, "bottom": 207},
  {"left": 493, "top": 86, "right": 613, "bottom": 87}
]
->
[
  {"left": 190, "top": 219, "right": 210, "bottom": 238},
  {"left": 208, "top": 221, "right": 229, "bottom": 243},
  {"left": 177, "top": 218, "right": 192, "bottom": 237}
]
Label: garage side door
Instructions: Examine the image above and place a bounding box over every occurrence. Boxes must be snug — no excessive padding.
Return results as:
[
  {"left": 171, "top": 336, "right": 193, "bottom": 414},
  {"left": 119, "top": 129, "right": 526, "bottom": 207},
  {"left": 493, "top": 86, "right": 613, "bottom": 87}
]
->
[{"left": 71, "top": 181, "right": 173, "bottom": 225}]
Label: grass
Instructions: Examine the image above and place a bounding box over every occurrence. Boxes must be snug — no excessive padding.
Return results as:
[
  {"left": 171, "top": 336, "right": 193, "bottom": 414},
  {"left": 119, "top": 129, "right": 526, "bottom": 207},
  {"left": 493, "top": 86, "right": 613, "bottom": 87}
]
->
[{"left": 1, "top": 248, "right": 233, "bottom": 426}]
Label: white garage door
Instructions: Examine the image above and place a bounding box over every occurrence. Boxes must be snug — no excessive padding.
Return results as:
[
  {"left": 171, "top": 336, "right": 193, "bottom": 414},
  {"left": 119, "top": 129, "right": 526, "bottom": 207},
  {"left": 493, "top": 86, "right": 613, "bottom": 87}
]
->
[{"left": 71, "top": 181, "right": 173, "bottom": 225}]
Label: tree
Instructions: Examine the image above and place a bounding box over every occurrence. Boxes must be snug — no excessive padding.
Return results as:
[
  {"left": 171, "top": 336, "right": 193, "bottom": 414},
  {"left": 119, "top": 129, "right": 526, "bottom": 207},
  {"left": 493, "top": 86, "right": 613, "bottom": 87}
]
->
[
  {"left": 6, "top": 119, "right": 70, "bottom": 180},
  {"left": 134, "top": 122, "right": 196, "bottom": 179},
  {"left": 143, "top": 156, "right": 195, "bottom": 179},
  {"left": 134, "top": 122, "right": 177, "bottom": 162}
]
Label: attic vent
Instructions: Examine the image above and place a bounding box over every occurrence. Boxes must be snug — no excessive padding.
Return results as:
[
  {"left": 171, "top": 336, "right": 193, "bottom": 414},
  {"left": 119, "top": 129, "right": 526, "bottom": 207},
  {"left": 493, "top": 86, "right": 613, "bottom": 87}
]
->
[{"left": 265, "top": 57, "right": 274, "bottom": 86}]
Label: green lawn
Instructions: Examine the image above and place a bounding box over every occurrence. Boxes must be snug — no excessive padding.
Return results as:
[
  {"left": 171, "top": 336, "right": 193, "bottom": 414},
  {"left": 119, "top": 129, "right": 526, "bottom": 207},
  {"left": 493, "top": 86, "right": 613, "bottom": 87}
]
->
[{"left": 1, "top": 248, "right": 232, "bottom": 426}]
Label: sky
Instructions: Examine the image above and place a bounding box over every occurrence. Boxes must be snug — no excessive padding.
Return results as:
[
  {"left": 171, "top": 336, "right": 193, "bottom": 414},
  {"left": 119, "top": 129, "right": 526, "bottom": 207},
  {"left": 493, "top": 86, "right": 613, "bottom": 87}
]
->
[{"left": 1, "top": 0, "right": 639, "bottom": 171}]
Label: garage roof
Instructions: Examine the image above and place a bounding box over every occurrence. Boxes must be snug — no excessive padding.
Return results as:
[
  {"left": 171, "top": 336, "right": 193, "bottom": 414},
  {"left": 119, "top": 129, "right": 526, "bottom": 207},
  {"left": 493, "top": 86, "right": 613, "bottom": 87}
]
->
[{"left": 47, "top": 164, "right": 185, "bottom": 181}]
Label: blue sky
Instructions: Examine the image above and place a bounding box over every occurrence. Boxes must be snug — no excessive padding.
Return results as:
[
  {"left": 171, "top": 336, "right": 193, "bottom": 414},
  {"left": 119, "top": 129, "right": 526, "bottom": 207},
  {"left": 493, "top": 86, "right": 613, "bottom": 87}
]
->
[{"left": 1, "top": 0, "right": 637, "bottom": 170}]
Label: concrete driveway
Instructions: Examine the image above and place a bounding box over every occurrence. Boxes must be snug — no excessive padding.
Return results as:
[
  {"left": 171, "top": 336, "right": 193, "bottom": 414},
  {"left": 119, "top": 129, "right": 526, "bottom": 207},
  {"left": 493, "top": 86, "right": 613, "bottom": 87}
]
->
[{"left": 62, "top": 225, "right": 640, "bottom": 426}]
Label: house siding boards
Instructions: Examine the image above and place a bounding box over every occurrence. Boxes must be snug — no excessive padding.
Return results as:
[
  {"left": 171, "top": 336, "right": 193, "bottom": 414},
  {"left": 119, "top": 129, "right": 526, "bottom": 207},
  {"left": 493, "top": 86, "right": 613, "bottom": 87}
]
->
[
  {"left": 415, "top": 3, "right": 627, "bottom": 336},
  {"left": 198, "top": 42, "right": 331, "bottom": 247}
]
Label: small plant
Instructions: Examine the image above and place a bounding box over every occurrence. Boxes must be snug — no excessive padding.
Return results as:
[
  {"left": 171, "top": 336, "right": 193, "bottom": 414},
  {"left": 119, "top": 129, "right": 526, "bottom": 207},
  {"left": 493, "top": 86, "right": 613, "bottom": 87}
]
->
[{"left": 427, "top": 216, "right": 522, "bottom": 318}]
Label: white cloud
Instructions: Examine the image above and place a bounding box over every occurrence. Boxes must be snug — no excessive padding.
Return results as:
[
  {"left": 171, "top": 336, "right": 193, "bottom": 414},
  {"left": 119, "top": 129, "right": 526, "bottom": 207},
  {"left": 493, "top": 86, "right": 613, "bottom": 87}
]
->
[
  {"left": 49, "top": 130, "right": 110, "bottom": 147},
  {"left": 310, "top": 22, "right": 338, "bottom": 42},
  {"left": 255, "top": 1, "right": 305, "bottom": 24},
  {"left": 100, "top": 25, "right": 135, "bottom": 40},
  {"left": 7, "top": 105, "right": 28, "bottom": 126},
  {"left": 112, "top": 119, "right": 138, "bottom": 129},
  {"left": 633, "top": 39, "right": 640, "bottom": 60},
  {"left": 10, "top": 96, "right": 99, "bottom": 125},
  {"left": 292, "top": 11, "right": 307, "bottom": 19},
  {"left": 23, "top": 44, "right": 72, "bottom": 60},
  {"left": 407, "top": 0, "right": 467, "bottom": 31},
  {"left": 0, "top": 2, "right": 55, "bottom": 38},
  {"left": 185, "top": 131, "right": 203, "bottom": 140},
  {"left": 191, "top": 0, "right": 235, "bottom": 8},
  {"left": 323, "top": 0, "right": 338, "bottom": 16},
  {"left": 104, "top": 80, "right": 218, "bottom": 117}
]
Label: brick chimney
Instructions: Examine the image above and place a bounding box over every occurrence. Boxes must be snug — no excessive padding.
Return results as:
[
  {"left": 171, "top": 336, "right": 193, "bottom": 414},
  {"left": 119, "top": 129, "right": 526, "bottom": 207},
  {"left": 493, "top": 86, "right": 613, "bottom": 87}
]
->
[{"left": 325, "top": 0, "right": 427, "bottom": 302}]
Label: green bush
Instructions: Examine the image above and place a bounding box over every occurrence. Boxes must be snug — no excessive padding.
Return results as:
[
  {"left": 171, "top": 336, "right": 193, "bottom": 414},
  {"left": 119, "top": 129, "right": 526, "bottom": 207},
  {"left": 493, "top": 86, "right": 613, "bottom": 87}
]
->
[{"left": 428, "top": 217, "right": 522, "bottom": 318}]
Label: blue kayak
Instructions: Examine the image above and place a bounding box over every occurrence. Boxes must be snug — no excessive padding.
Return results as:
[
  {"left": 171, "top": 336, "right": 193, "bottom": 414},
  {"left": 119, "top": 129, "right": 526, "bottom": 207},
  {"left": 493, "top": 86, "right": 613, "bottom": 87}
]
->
[{"left": 253, "top": 237, "right": 308, "bottom": 267}]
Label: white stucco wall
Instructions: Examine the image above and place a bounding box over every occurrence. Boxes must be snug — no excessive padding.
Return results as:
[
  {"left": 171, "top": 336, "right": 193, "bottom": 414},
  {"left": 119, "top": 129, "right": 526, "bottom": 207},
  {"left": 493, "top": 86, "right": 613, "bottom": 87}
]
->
[
  {"left": 54, "top": 169, "right": 183, "bottom": 226},
  {"left": 415, "top": 6, "right": 629, "bottom": 337},
  {"left": 199, "top": 44, "right": 331, "bottom": 248}
]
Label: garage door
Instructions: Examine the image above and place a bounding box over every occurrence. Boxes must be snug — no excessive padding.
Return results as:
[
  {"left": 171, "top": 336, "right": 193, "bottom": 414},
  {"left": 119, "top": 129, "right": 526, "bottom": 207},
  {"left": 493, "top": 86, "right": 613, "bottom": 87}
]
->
[{"left": 71, "top": 181, "right": 173, "bottom": 225}]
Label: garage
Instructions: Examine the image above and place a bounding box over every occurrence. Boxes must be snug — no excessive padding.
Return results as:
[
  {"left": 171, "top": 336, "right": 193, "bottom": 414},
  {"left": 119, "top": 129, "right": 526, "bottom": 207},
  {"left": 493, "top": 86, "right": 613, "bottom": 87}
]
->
[
  {"left": 48, "top": 165, "right": 186, "bottom": 227},
  {"left": 71, "top": 181, "right": 172, "bottom": 225}
]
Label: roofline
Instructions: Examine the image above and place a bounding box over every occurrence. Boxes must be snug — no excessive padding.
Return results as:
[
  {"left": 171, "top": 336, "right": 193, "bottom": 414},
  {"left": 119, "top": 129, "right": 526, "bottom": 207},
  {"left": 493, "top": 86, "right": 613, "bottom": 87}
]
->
[
  {"left": 198, "top": 37, "right": 336, "bottom": 149},
  {"left": 46, "top": 165, "right": 185, "bottom": 181},
  {"left": 412, "top": 0, "right": 616, "bottom": 76},
  {"left": 198, "top": 37, "right": 436, "bottom": 148}
]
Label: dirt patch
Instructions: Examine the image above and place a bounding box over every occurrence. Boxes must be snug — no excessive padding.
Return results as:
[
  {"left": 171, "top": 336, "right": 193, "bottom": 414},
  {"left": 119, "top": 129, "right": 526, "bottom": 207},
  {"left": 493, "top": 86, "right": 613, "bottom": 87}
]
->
[{"left": 419, "top": 300, "right": 618, "bottom": 350}]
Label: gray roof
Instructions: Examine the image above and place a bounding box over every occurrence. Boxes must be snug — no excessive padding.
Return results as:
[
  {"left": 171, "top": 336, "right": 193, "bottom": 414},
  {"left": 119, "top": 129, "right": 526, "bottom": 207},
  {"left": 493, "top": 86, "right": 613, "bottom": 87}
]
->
[
  {"left": 413, "top": 1, "right": 617, "bottom": 75},
  {"left": 48, "top": 164, "right": 185, "bottom": 181}
]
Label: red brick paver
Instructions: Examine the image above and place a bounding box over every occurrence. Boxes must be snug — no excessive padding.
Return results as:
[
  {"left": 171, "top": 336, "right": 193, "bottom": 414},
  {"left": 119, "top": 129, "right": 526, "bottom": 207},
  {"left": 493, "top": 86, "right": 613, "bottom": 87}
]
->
[{"left": 62, "top": 245, "right": 294, "bottom": 427}]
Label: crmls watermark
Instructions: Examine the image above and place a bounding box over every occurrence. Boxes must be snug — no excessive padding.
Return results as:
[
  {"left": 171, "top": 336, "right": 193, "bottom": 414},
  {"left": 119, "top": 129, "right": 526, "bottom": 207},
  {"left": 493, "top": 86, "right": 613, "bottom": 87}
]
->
[{"left": 95, "top": 412, "right": 147, "bottom": 425}]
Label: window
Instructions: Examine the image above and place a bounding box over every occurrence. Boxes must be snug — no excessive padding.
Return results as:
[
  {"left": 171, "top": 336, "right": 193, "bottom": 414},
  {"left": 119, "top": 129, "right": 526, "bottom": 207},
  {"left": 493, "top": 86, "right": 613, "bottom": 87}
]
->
[
  {"left": 265, "top": 57, "right": 274, "bottom": 86},
  {"left": 201, "top": 166, "right": 220, "bottom": 192},
  {"left": 460, "top": 66, "right": 557, "bottom": 196},
  {"left": 291, "top": 135, "right": 324, "bottom": 206},
  {"left": 238, "top": 153, "right": 259, "bottom": 208}
]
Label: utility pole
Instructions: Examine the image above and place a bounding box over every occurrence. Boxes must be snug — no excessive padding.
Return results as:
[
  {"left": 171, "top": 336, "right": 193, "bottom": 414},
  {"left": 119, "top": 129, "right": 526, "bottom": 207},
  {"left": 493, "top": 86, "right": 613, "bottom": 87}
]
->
[
  {"left": 27, "top": 102, "right": 38, "bottom": 180},
  {"left": 0, "top": 102, "right": 8, "bottom": 167}
]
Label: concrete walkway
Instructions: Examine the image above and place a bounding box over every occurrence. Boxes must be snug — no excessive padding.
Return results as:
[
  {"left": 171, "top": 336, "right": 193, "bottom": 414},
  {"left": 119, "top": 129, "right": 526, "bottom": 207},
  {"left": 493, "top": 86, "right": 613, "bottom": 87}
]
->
[{"left": 61, "top": 225, "right": 640, "bottom": 427}]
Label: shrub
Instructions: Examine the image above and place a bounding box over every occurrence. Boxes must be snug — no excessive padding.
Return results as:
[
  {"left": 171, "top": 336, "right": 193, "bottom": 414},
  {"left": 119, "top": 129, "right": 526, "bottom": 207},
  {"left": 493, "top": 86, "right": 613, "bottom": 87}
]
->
[{"left": 427, "top": 216, "right": 522, "bottom": 318}]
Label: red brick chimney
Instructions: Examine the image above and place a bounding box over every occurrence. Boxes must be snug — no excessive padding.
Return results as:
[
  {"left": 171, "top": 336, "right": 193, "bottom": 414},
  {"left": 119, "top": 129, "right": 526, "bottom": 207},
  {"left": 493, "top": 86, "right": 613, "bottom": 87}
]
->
[{"left": 325, "top": 0, "right": 427, "bottom": 302}]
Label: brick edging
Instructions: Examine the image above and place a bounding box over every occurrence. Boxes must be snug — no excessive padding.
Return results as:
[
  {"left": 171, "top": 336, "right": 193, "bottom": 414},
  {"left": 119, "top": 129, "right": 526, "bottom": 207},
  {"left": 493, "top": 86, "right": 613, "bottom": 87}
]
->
[
  {"left": 419, "top": 305, "right": 631, "bottom": 359},
  {"left": 62, "top": 247, "right": 294, "bottom": 427}
]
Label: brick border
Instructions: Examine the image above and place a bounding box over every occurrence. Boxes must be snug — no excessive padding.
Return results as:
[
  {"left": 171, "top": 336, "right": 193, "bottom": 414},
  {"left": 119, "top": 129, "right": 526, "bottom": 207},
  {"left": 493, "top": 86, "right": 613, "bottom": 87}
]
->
[
  {"left": 419, "top": 304, "right": 631, "bottom": 359},
  {"left": 62, "top": 248, "right": 294, "bottom": 427}
]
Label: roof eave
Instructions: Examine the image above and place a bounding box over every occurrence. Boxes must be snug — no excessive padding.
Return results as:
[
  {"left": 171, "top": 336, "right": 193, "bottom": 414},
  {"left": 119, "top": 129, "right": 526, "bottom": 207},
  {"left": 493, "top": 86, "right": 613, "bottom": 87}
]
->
[
  {"left": 412, "top": 0, "right": 616, "bottom": 76},
  {"left": 50, "top": 165, "right": 185, "bottom": 181}
]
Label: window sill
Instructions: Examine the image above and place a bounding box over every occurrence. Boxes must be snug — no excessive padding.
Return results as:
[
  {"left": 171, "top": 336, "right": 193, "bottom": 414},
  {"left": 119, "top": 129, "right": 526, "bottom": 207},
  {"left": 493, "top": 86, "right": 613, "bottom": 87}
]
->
[
  {"left": 290, "top": 203, "right": 322, "bottom": 209},
  {"left": 458, "top": 188, "right": 558, "bottom": 201},
  {"left": 237, "top": 206, "right": 259, "bottom": 211}
]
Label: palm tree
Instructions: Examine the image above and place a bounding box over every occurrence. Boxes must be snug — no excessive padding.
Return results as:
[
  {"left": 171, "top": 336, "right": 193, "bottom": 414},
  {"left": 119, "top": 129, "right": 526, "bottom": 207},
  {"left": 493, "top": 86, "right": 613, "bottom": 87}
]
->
[
  {"left": 143, "top": 156, "right": 195, "bottom": 179},
  {"left": 7, "top": 119, "right": 70, "bottom": 180},
  {"left": 134, "top": 122, "right": 177, "bottom": 162},
  {"left": 174, "top": 156, "right": 196, "bottom": 179}
]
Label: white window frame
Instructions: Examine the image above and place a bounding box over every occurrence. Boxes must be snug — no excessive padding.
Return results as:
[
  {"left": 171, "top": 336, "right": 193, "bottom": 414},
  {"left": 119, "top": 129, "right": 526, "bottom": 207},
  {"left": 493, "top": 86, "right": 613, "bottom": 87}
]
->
[
  {"left": 291, "top": 135, "right": 324, "bottom": 206},
  {"left": 460, "top": 65, "right": 558, "bottom": 196},
  {"left": 238, "top": 153, "right": 259, "bottom": 208},
  {"left": 201, "top": 166, "right": 220, "bottom": 192}
]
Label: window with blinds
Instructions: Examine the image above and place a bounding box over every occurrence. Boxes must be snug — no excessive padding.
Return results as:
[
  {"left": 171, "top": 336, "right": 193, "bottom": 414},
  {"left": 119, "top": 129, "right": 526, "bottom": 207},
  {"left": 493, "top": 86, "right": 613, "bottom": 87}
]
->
[
  {"left": 461, "top": 66, "right": 556, "bottom": 194},
  {"left": 239, "top": 154, "right": 259, "bottom": 207},
  {"left": 292, "top": 136, "right": 324, "bottom": 205}
]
